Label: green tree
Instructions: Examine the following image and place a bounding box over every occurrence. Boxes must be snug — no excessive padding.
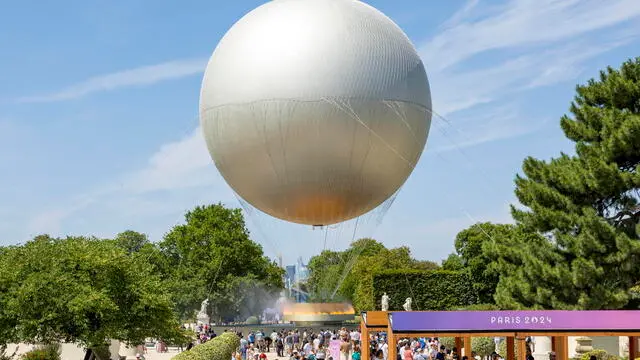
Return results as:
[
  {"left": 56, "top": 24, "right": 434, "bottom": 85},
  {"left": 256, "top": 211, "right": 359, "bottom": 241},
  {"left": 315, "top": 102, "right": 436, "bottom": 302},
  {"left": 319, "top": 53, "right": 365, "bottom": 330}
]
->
[
  {"left": 114, "top": 230, "right": 149, "bottom": 254},
  {"left": 490, "top": 57, "right": 640, "bottom": 310},
  {"left": 351, "top": 247, "right": 416, "bottom": 311},
  {"left": 442, "top": 253, "right": 464, "bottom": 271},
  {"left": 454, "top": 223, "right": 514, "bottom": 304},
  {"left": 338, "top": 239, "right": 396, "bottom": 301},
  {"left": 0, "top": 235, "right": 185, "bottom": 350},
  {"left": 307, "top": 239, "right": 438, "bottom": 309},
  {"left": 159, "top": 204, "right": 284, "bottom": 320},
  {"left": 306, "top": 251, "right": 344, "bottom": 302},
  {"left": 306, "top": 238, "right": 385, "bottom": 302},
  {"left": 412, "top": 260, "right": 440, "bottom": 271}
]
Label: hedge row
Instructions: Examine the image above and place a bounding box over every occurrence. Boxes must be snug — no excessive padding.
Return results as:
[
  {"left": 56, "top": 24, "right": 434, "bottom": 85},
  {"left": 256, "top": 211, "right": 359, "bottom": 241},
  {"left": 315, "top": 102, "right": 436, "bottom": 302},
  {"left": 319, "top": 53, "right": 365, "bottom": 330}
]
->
[
  {"left": 172, "top": 332, "right": 240, "bottom": 360},
  {"left": 372, "top": 270, "right": 477, "bottom": 310}
]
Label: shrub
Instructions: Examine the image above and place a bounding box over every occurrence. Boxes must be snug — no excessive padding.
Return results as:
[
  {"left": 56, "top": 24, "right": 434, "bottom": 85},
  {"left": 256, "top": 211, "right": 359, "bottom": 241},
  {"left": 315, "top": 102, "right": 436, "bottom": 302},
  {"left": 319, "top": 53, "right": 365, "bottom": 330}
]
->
[
  {"left": 439, "top": 338, "right": 455, "bottom": 350},
  {"left": 579, "top": 349, "right": 621, "bottom": 360},
  {"left": 372, "top": 270, "right": 477, "bottom": 310},
  {"left": 172, "top": 331, "right": 240, "bottom": 360},
  {"left": 22, "top": 344, "right": 61, "bottom": 360},
  {"left": 245, "top": 316, "right": 259, "bottom": 325},
  {"left": 473, "top": 337, "right": 496, "bottom": 357},
  {"left": 436, "top": 337, "right": 494, "bottom": 357}
]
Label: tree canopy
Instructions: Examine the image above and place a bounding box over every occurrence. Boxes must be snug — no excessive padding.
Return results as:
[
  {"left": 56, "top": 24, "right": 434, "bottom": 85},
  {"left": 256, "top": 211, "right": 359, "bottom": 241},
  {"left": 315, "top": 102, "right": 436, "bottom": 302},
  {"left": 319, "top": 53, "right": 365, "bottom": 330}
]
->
[
  {"left": 305, "top": 238, "right": 438, "bottom": 311},
  {"left": 452, "top": 222, "right": 515, "bottom": 304},
  {"left": 159, "top": 204, "right": 284, "bottom": 321},
  {"left": 488, "top": 57, "right": 640, "bottom": 309},
  {"left": 0, "top": 203, "right": 283, "bottom": 348},
  {"left": 0, "top": 235, "right": 184, "bottom": 347}
]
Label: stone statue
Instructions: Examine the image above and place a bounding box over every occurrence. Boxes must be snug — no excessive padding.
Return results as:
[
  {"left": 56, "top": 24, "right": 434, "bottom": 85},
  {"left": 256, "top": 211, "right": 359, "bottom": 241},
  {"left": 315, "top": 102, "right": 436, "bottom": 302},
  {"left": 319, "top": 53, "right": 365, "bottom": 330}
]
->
[
  {"left": 381, "top": 293, "right": 390, "bottom": 311},
  {"left": 197, "top": 298, "right": 210, "bottom": 325},
  {"left": 199, "top": 298, "right": 209, "bottom": 315},
  {"left": 402, "top": 297, "right": 412, "bottom": 311}
]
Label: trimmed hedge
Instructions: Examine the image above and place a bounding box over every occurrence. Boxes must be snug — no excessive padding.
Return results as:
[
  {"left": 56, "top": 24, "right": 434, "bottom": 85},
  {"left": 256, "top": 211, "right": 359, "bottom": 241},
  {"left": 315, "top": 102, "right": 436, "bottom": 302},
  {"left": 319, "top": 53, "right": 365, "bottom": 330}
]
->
[
  {"left": 372, "top": 270, "right": 477, "bottom": 310},
  {"left": 172, "top": 332, "right": 240, "bottom": 360}
]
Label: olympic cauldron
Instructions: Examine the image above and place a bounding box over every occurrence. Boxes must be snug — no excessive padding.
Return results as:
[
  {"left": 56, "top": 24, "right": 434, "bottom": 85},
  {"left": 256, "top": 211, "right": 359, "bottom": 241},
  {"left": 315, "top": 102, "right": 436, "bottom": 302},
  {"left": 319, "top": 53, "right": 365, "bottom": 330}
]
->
[{"left": 282, "top": 302, "right": 355, "bottom": 325}]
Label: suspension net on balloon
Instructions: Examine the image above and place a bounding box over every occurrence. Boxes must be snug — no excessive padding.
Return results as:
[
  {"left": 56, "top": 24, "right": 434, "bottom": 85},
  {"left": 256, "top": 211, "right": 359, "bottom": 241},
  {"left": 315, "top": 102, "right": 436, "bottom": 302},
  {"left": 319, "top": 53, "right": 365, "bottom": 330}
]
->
[
  {"left": 235, "top": 185, "right": 401, "bottom": 301},
  {"left": 201, "top": 97, "right": 429, "bottom": 227}
]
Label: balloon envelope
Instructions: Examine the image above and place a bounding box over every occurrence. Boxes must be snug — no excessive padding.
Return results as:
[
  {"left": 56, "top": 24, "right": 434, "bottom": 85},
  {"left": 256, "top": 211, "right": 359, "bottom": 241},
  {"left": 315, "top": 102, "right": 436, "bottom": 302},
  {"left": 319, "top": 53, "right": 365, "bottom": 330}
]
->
[{"left": 200, "top": 0, "right": 432, "bottom": 226}]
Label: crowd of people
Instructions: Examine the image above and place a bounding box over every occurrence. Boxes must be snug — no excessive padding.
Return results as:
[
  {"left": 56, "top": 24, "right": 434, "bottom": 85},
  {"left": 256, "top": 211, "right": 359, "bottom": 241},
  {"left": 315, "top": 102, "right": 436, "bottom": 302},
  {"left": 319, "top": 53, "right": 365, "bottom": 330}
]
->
[
  {"left": 186, "top": 326, "right": 536, "bottom": 360},
  {"left": 231, "top": 328, "right": 364, "bottom": 360}
]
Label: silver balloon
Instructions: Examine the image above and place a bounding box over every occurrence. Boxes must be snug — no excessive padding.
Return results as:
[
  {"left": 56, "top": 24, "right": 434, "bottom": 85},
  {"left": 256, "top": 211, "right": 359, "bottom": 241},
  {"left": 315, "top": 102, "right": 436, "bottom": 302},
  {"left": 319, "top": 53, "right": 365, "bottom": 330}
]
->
[{"left": 200, "top": 0, "right": 432, "bottom": 226}]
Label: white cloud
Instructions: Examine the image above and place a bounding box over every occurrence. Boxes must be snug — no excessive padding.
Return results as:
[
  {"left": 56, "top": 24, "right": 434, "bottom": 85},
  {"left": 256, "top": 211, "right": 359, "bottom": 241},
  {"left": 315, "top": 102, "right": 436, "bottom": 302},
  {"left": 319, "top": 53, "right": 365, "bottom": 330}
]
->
[
  {"left": 425, "top": 41, "right": 622, "bottom": 151},
  {"left": 121, "top": 127, "right": 217, "bottom": 194},
  {"left": 421, "top": 0, "right": 640, "bottom": 72},
  {"left": 17, "top": 58, "right": 207, "bottom": 103},
  {"left": 430, "top": 33, "right": 636, "bottom": 117},
  {"left": 424, "top": 0, "right": 640, "bottom": 148}
]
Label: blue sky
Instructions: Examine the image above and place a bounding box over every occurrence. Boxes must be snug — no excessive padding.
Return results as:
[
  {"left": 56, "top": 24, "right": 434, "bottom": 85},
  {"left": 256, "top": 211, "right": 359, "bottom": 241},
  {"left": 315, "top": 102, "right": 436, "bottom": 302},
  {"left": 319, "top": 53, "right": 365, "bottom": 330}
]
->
[{"left": 1, "top": 0, "right": 639, "bottom": 265}]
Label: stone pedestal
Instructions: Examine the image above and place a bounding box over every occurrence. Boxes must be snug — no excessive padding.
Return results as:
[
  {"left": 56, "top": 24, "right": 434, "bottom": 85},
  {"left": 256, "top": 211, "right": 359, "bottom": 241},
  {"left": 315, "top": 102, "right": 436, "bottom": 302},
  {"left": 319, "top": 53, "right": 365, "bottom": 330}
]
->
[
  {"left": 575, "top": 337, "right": 593, "bottom": 358},
  {"left": 197, "top": 312, "right": 210, "bottom": 325},
  {"left": 119, "top": 344, "right": 145, "bottom": 360},
  {"left": 533, "top": 337, "right": 552, "bottom": 360}
]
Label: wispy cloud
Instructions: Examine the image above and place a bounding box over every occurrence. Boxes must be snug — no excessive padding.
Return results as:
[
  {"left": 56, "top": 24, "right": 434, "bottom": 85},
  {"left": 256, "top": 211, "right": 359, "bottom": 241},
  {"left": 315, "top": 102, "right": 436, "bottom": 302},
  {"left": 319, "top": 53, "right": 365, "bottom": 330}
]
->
[
  {"left": 426, "top": 0, "right": 640, "bottom": 151},
  {"left": 428, "top": 105, "right": 548, "bottom": 153},
  {"left": 121, "top": 127, "right": 214, "bottom": 194},
  {"left": 17, "top": 58, "right": 207, "bottom": 103},
  {"left": 26, "top": 126, "right": 234, "bottom": 237},
  {"left": 431, "top": 39, "right": 631, "bottom": 116},
  {"left": 422, "top": 0, "right": 640, "bottom": 72}
]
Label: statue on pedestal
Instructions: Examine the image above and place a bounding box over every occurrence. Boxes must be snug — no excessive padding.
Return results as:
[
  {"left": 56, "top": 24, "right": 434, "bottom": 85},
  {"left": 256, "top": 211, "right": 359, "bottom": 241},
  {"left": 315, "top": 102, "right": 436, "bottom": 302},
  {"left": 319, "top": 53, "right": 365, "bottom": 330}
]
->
[
  {"left": 197, "top": 298, "right": 210, "bottom": 325},
  {"left": 402, "top": 297, "right": 412, "bottom": 311},
  {"left": 381, "top": 293, "right": 389, "bottom": 311}
]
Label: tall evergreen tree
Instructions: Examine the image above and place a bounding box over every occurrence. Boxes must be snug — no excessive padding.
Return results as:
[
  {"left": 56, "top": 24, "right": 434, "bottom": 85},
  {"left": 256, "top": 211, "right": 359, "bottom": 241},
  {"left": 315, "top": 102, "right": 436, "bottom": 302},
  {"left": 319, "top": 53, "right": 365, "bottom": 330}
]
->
[{"left": 491, "top": 57, "right": 640, "bottom": 309}]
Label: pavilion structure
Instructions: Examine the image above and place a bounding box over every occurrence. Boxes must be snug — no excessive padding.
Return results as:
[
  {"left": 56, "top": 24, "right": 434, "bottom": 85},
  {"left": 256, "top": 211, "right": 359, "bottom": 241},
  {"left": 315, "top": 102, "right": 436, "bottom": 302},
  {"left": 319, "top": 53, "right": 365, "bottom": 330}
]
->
[{"left": 361, "top": 310, "right": 640, "bottom": 360}]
